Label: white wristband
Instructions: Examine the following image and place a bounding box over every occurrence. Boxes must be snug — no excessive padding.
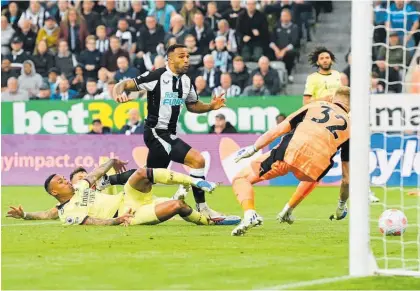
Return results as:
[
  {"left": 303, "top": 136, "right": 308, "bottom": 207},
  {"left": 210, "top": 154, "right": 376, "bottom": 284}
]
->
[{"left": 23, "top": 212, "right": 27, "bottom": 219}]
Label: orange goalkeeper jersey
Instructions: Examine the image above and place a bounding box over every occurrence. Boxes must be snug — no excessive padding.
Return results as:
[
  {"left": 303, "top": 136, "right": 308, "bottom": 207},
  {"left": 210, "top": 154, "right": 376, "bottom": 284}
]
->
[{"left": 283, "top": 101, "right": 350, "bottom": 180}]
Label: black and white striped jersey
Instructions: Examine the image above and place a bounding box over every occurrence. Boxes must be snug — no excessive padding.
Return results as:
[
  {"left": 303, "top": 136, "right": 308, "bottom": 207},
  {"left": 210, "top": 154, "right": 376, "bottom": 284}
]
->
[
  {"left": 132, "top": 66, "right": 198, "bottom": 134},
  {"left": 212, "top": 85, "right": 242, "bottom": 98}
]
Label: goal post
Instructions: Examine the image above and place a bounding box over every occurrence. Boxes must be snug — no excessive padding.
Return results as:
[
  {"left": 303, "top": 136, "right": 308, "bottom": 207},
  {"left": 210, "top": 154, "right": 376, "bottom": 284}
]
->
[
  {"left": 349, "top": 0, "right": 373, "bottom": 277},
  {"left": 350, "top": 0, "right": 420, "bottom": 278}
]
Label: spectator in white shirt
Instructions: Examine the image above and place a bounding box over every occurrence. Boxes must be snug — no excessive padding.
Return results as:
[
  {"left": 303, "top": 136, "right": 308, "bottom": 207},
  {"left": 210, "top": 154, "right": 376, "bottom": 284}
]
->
[
  {"left": 1, "top": 16, "right": 15, "bottom": 56},
  {"left": 83, "top": 79, "right": 102, "bottom": 100},
  {"left": 18, "top": 0, "right": 50, "bottom": 33},
  {"left": 95, "top": 25, "right": 109, "bottom": 54},
  {"left": 212, "top": 72, "right": 241, "bottom": 98},
  {"left": 216, "top": 19, "right": 238, "bottom": 54},
  {"left": 210, "top": 36, "right": 233, "bottom": 73},
  {"left": 116, "top": 18, "right": 135, "bottom": 53},
  {"left": 119, "top": 108, "right": 144, "bottom": 135},
  {"left": 197, "top": 54, "right": 221, "bottom": 89},
  {"left": 97, "top": 79, "right": 116, "bottom": 100},
  {"left": 1, "top": 77, "right": 29, "bottom": 102}
]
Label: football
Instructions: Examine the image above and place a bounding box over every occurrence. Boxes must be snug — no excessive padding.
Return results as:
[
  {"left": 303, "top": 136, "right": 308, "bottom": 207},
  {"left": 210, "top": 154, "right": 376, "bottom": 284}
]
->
[{"left": 378, "top": 209, "right": 408, "bottom": 236}]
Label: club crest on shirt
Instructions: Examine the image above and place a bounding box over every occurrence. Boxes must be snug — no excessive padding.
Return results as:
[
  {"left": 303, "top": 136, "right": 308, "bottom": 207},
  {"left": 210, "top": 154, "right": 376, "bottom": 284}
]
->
[{"left": 66, "top": 217, "right": 74, "bottom": 224}]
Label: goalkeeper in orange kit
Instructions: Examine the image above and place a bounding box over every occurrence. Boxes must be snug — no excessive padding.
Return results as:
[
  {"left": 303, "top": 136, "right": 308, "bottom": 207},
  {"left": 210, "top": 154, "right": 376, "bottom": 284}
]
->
[{"left": 230, "top": 86, "right": 351, "bottom": 236}]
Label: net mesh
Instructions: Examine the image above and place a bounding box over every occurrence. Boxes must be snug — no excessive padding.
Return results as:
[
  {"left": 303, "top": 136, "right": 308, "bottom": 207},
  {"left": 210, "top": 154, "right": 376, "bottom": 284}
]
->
[{"left": 370, "top": 0, "right": 420, "bottom": 274}]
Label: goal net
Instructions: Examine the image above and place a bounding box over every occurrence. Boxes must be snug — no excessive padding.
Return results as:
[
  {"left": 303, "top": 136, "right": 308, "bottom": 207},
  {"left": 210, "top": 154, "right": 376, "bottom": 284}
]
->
[{"left": 350, "top": 0, "right": 420, "bottom": 277}]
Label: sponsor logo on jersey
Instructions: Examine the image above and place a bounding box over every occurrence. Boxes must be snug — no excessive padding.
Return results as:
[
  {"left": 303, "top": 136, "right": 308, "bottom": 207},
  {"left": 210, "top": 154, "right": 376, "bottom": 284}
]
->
[{"left": 163, "top": 92, "right": 184, "bottom": 106}]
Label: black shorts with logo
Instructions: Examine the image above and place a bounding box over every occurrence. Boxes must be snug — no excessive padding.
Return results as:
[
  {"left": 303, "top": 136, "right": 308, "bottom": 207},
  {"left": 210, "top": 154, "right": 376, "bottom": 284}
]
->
[{"left": 143, "top": 126, "right": 192, "bottom": 168}]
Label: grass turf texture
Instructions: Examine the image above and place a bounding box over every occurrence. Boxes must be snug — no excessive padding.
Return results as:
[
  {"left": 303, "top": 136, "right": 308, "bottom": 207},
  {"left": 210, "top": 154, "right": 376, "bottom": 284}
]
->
[{"left": 2, "top": 186, "right": 418, "bottom": 290}]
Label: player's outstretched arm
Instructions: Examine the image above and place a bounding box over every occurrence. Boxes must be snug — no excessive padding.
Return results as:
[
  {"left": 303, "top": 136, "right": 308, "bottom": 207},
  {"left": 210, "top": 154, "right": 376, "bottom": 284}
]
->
[
  {"left": 85, "top": 159, "right": 128, "bottom": 187},
  {"left": 186, "top": 93, "right": 226, "bottom": 113},
  {"left": 235, "top": 120, "right": 293, "bottom": 162},
  {"left": 112, "top": 79, "right": 138, "bottom": 103},
  {"left": 6, "top": 205, "right": 59, "bottom": 220},
  {"left": 254, "top": 120, "right": 292, "bottom": 151}
]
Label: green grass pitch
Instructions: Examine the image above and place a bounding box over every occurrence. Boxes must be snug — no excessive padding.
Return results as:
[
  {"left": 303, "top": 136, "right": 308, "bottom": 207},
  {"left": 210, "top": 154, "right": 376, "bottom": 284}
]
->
[{"left": 2, "top": 186, "right": 419, "bottom": 290}]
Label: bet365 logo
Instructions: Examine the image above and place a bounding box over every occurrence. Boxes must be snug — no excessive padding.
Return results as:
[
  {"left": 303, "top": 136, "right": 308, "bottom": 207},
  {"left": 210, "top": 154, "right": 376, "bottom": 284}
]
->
[
  {"left": 12, "top": 102, "right": 89, "bottom": 134},
  {"left": 11, "top": 101, "right": 143, "bottom": 134}
]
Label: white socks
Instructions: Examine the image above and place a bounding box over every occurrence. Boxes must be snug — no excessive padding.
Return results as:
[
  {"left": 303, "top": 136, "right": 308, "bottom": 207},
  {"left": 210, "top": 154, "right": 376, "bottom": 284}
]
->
[
  {"left": 197, "top": 202, "right": 208, "bottom": 210},
  {"left": 338, "top": 199, "right": 346, "bottom": 208}
]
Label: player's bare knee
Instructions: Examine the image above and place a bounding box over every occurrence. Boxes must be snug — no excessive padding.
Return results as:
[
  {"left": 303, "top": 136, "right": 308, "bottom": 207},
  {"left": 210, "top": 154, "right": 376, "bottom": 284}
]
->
[
  {"left": 133, "top": 168, "right": 148, "bottom": 180},
  {"left": 189, "top": 154, "right": 205, "bottom": 169},
  {"left": 130, "top": 169, "right": 152, "bottom": 193},
  {"left": 232, "top": 174, "right": 241, "bottom": 184}
]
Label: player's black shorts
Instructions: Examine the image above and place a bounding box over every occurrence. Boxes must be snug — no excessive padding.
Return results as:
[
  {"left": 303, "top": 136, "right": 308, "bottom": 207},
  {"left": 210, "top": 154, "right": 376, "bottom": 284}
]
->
[
  {"left": 259, "top": 131, "right": 294, "bottom": 177},
  {"left": 260, "top": 130, "right": 333, "bottom": 181},
  {"left": 143, "top": 126, "right": 192, "bottom": 168}
]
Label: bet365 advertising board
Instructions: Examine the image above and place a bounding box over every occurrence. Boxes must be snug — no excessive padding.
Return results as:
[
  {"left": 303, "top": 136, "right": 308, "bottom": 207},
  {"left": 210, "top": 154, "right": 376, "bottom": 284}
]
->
[{"left": 1, "top": 96, "right": 302, "bottom": 134}]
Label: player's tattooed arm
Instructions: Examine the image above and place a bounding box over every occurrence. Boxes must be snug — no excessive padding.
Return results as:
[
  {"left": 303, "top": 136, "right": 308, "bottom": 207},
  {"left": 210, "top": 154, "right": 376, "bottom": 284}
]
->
[
  {"left": 85, "top": 159, "right": 128, "bottom": 187},
  {"left": 113, "top": 79, "right": 138, "bottom": 103},
  {"left": 25, "top": 208, "right": 59, "bottom": 220},
  {"left": 6, "top": 206, "right": 59, "bottom": 220},
  {"left": 82, "top": 217, "right": 124, "bottom": 226},
  {"left": 81, "top": 210, "right": 133, "bottom": 226}
]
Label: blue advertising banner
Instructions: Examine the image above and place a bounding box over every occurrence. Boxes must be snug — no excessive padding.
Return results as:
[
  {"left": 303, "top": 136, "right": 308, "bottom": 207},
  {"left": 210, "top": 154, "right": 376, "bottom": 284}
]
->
[{"left": 269, "top": 133, "right": 420, "bottom": 187}]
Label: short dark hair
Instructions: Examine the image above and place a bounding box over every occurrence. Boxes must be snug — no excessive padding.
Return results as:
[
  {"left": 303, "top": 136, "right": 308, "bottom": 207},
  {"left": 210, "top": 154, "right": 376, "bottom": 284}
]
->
[
  {"left": 184, "top": 34, "right": 195, "bottom": 41},
  {"left": 253, "top": 73, "right": 264, "bottom": 80},
  {"left": 215, "top": 113, "right": 226, "bottom": 120},
  {"left": 166, "top": 44, "right": 187, "bottom": 56},
  {"left": 44, "top": 174, "right": 56, "bottom": 193},
  {"left": 69, "top": 167, "right": 87, "bottom": 181},
  {"left": 86, "top": 78, "right": 96, "bottom": 83},
  {"left": 92, "top": 119, "right": 102, "bottom": 125},
  {"left": 308, "top": 47, "right": 336, "bottom": 67},
  {"left": 276, "top": 113, "right": 286, "bottom": 119},
  {"left": 117, "top": 55, "right": 129, "bottom": 62},
  {"left": 118, "top": 18, "right": 128, "bottom": 24},
  {"left": 110, "top": 35, "right": 119, "bottom": 41}
]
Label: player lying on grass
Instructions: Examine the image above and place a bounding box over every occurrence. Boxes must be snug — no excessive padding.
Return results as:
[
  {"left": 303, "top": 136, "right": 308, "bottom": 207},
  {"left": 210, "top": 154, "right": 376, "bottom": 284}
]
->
[
  {"left": 7, "top": 167, "right": 136, "bottom": 220},
  {"left": 42, "top": 158, "right": 237, "bottom": 226},
  {"left": 7, "top": 165, "right": 240, "bottom": 226},
  {"left": 231, "top": 86, "right": 351, "bottom": 236}
]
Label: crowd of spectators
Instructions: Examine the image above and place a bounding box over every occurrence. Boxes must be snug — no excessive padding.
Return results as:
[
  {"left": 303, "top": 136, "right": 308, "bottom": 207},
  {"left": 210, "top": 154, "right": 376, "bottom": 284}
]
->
[
  {"left": 341, "top": 0, "right": 420, "bottom": 94},
  {"left": 1, "top": 0, "right": 333, "bottom": 101}
]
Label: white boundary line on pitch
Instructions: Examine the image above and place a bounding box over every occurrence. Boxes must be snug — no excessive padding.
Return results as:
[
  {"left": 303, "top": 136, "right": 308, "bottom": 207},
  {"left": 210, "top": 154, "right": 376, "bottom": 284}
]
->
[
  {"left": 1, "top": 221, "right": 60, "bottom": 227},
  {"left": 1, "top": 218, "right": 334, "bottom": 227},
  {"left": 261, "top": 275, "right": 353, "bottom": 290}
]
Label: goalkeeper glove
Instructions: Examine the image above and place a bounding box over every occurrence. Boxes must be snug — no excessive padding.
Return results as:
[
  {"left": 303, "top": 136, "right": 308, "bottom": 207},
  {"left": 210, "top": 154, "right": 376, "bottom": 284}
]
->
[{"left": 234, "top": 145, "right": 257, "bottom": 163}]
